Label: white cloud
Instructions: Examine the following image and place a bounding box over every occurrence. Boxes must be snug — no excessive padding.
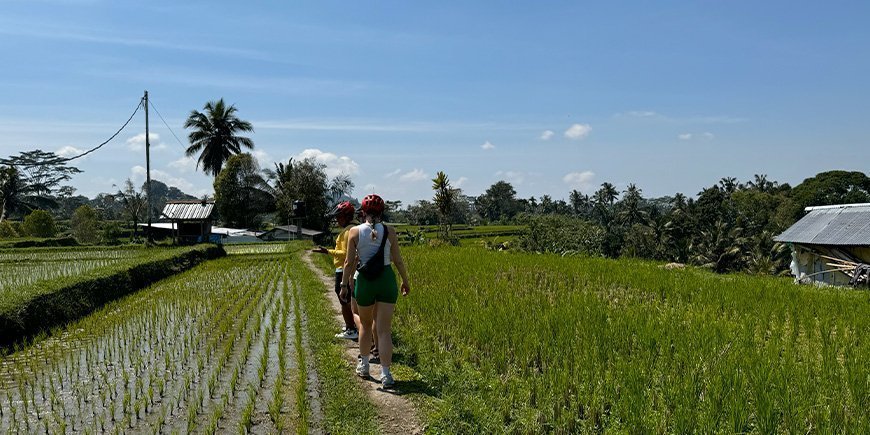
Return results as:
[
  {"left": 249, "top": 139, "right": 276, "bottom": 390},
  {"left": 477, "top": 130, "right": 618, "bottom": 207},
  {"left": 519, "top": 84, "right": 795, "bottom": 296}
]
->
[
  {"left": 384, "top": 168, "right": 402, "bottom": 179},
  {"left": 293, "top": 148, "right": 360, "bottom": 178},
  {"left": 126, "top": 132, "right": 166, "bottom": 151},
  {"left": 131, "top": 165, "right": 202, "bottom": 195},
  {"left": 495, "top": 170, "right": 526, "bottom": 185},
  {"left": 56, "top": 145, "right": 84, "bottom": 158},
  {"left": 455, "top": 176, "right": 468, "bottom": 187},
  {"left": 398, "top": 169, "right": 428, "bottom": 182},
  {"left": 563, "top": 171, "right": 596, "bottom": 191},
  {"left": 252, "top": 150, "right": 273, "bottom": 167},
  {"left": 623, "top": 111, "right": 659, "bottom": 118},
  {"left": 168, "top": 156, "right": 198, "bottom": 173},
  {"left": 540, "top": 130, "right": 554, "bottom": 140},
  {"left": 481, "top": 141, "right": 495, "bottom": 150},
  {"left": 364, "top": 183, "right": 378, "bottom": 193},
  {"left": 564, "top": 123, "right": 591, "bottom": 140},
  {"left": 678, "top": 132, "right": 715, "bottom": 141}
]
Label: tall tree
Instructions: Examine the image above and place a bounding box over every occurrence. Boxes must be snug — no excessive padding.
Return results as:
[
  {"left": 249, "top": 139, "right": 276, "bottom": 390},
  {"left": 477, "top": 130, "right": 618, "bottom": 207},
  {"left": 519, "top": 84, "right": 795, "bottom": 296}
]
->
[
  {"left": 791, "top": 170, "right": 870, "bottom": 214},
  {"left": 0, "top": 150, "right": 81, "bottom": 215},
  {"left": 213, "top": 153, "right": 275, "bottom": 228},
  {"left": 184, "top": 99, "right": 254, "bottom": 177},
  {"left": 475, "top": 181, "right": 520, "bottom": 222},
  {"left": 269, "top": 158, "right": 330, "bottom": 229},
  {"left": 431, "top": 171, "right": 457, "bottom": 239},
  {"left": 116, "top": 179, "right": 148, "bottom": 240},
  {"left": 618, "top": 183, "right": 647, "bottom": 226}
]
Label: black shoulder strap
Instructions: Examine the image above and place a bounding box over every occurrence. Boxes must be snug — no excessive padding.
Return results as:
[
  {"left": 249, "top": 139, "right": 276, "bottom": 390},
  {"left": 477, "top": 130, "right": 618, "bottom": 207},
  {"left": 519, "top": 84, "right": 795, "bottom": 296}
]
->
[{"left": 378, "top": 224, "right": 389, "bottom": 251}]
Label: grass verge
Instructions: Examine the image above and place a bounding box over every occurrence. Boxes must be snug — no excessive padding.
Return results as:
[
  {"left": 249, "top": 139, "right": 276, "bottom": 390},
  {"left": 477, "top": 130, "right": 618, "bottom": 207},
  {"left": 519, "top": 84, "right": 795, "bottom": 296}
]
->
[{"left": 289, "top": 243, "right": 379, "bottom": 434}]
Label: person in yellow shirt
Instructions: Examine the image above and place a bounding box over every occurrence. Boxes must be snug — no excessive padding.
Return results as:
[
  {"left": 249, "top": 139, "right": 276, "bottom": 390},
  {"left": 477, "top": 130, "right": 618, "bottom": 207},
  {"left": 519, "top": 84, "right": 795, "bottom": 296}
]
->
[{"left": 312, "top": 201, "right": 358, "bottom": 339}]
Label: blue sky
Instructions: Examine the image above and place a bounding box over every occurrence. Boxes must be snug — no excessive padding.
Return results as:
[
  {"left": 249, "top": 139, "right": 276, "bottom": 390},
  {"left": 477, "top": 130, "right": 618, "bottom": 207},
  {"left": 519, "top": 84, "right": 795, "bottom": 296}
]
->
[{"left": 1, "top": 0, "right": 868, "bottom": 204}]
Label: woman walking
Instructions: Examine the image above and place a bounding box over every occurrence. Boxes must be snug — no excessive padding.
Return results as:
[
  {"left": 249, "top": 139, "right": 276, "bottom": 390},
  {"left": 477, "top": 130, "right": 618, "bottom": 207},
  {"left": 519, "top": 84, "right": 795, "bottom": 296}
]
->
[
  {"left": 311, "top": 201, "right": 358, "bottom": 340},
  {"left": 340, "top": 194, "right": 411, "bottom": 388}
]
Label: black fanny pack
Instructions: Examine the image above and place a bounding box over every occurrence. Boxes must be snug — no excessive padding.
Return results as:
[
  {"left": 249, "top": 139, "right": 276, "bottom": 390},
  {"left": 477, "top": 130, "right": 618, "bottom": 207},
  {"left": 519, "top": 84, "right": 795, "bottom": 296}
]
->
[{"left": 357, "top": 225, "right": 389, "bottom": 280}]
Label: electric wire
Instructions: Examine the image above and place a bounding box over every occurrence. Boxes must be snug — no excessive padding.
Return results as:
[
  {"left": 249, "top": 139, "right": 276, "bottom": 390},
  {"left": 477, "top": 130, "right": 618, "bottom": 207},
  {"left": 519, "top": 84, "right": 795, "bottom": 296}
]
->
[
  {"left": 1, "top": 97, "right": 144, "bottom": 166},
  {"left": 148, "top": 99, "right": 187, "bottom": 150}
]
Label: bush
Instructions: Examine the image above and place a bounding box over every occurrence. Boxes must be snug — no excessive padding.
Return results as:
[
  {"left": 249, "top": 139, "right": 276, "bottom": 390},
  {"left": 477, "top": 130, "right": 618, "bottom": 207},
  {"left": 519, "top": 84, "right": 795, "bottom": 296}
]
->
[
  {"left": 71, "top": 205, "right": 100, "bottom": 244},
  {"left": 0, "top": 220, "right": 19, "bottom": 238},
  {"left": 22, "top": 210, "right": 57, "bottom": 238},
  {"left": 518, "top": 214, "right": 605, "bottom": 256}
]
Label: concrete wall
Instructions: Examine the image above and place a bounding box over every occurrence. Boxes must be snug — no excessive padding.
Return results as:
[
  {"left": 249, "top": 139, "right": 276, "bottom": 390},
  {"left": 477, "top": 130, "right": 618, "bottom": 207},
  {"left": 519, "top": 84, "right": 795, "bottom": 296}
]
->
[{"left": 791, "top": 244, "right": 870, "bottom": 286}]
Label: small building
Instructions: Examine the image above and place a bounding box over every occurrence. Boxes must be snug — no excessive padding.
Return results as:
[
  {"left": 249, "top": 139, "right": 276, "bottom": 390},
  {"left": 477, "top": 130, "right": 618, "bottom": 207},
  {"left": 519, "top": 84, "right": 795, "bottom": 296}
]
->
[
  {"left": 775, "top": 203, "right": 870, "bottom": 287},
  {"left": 258, "top": 225, "right": 323, "bottom": 241},
  {"left": 154, "top": 200, "right": 215, "bottom": 244}
]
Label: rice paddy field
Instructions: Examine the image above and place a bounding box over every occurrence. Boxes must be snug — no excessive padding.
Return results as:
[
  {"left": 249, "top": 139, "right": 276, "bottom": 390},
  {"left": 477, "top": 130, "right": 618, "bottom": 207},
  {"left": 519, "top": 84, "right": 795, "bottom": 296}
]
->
[
  {"left": 2, "top": 240, "right": 868, "bottom": 433},
  {"left": 0, "top": 246, "right": 189, "bottom": 313},
  {"left": 393, "top": 246, "right": 870, "bottom": 433},
  {"left": 0, "top": 247, "right": 309, "bottom": 434}
]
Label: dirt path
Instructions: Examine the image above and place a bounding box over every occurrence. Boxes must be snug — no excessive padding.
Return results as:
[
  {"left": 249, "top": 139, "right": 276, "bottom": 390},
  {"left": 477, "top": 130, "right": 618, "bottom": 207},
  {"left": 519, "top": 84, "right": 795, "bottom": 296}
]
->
[{"left": 302, "top": 252, "right": 424, "bottom": 435}]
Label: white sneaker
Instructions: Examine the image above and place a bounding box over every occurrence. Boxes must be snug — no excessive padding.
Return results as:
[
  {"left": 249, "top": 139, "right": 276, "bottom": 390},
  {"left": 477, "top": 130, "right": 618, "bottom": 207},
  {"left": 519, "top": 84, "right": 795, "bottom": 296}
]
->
[
  {"left": 334, "top": 328, "right": 359, "bottom": 340},
  {"left": 381, "top": 372, "right": 395, "bottom": 389},
  {"left": 356, "top": 359, "right": 370, "bottom": 378}
]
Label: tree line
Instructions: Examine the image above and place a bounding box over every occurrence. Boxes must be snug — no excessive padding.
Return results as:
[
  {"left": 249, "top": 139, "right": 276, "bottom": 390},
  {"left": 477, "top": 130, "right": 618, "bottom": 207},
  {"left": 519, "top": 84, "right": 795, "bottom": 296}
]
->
[{"left": 395, "top": 171, "right": 870, "bottom": 275}]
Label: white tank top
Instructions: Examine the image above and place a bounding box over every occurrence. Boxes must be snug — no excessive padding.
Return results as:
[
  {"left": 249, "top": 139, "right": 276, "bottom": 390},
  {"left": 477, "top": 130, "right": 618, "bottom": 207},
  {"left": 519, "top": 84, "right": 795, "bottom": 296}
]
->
[{"left": 356, "top": 222, "right": 391, "bottom": 266}]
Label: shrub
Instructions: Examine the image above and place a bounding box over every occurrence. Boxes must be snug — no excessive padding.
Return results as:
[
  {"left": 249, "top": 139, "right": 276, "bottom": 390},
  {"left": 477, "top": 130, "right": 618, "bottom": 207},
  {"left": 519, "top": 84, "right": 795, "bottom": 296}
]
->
[
  {"left": 71, "top": 205, "right": 100, "bottom": 244},
  {"left": 22, "top": 210, "right": 57, "bottom": 238},
  {"left": 517, "top": 214, "right": 605, "bottom": 256},
  {"left": 0, "top": 220, "right": 19, "bottom": 238}
]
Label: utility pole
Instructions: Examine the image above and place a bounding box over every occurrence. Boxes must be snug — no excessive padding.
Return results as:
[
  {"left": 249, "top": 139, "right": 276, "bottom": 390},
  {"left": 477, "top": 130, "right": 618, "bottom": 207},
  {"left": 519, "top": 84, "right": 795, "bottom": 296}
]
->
[{"left": 144, "top": 90, "right": 153, "bottom": 242}]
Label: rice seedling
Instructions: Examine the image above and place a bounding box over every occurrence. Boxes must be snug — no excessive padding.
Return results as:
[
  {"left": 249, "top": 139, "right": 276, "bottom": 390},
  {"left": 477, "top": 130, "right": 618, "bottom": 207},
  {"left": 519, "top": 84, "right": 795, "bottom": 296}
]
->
[{"left": 0, "top": 252, "right": 301, "bottom": 433}]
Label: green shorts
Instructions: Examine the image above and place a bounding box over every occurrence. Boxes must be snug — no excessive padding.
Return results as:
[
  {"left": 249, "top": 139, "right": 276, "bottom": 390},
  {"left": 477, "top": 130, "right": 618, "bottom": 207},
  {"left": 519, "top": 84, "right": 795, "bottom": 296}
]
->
[{"left": 354, "top": 267, "right": 399, "bottom": 306}]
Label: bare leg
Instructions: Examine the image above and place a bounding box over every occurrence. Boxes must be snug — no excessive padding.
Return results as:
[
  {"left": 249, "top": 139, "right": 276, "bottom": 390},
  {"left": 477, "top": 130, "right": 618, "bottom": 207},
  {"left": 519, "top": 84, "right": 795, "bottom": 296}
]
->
[
  {"left": 351, "top": 298, "right": 361, "bottom": 331},
  {"left": 357, "top": 304, "right": 376, "bottom": 359},
  {"left": 374, "top": 302, "right": 396, "bottom": 368},
  {"left": 340, "top": 301, "right": 355, "bottom": 330},
  {"left": 371, "top": 304, "right": 379, "bottom": 352}
]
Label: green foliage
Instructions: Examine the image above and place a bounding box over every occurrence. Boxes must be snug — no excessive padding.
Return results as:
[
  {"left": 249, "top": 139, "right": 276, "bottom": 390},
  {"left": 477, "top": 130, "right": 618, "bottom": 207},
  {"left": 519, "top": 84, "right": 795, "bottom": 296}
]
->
[
  {"left": 791, "top": 170, "right": 870, "bottom": 214},
  {"left": 475, "top": 180, "right": 521, "bottom": 222},
  {"left": 213, "top": 153, "right": 274, "bottom": 228},
  {"left": 71, "top": 205, "right": 100, "bottom": 244},
  {"left": 269, "top": 158, "right": 330, "bottom": 230},
  {"left": 184, "top": 98, "right": 254, "bottom": 178},
  {"left": 395, "top": 246, "right": 870, "bottom": 433},
  {"left": 22, "top": 210, "right": 57, "bottom": 238},
  {"left": 517, "top": 214, "right": 604, "bottom": 256},
  {"left": 0, "top": 220, "right": 19, "bottom": 238}
]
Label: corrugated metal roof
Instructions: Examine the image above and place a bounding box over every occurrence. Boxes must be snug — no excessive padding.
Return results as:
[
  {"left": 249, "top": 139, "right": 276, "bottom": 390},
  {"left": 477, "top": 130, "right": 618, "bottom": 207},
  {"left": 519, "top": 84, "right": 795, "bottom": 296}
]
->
[
  {"left": 161, "top": 201, "right": 215, "bottom": 221},
  {"left": 775, "top": 204, "right": 870, "bottom": 245},
  {"left": 265, "top": 225, "right": 324, "bottom": 237}
]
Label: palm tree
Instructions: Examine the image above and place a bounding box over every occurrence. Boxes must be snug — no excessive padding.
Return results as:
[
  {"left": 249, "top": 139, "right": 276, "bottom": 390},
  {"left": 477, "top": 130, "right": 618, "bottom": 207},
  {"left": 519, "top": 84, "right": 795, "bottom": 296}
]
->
[
  {"left": 184, "top": 99, "right": 254, "bottom": 177},
  {"left": 599, "top": 182, "right": 619, "bottom": 206},
  {"left": 618, "top": 183, "right": 647, "bottom": 226}
]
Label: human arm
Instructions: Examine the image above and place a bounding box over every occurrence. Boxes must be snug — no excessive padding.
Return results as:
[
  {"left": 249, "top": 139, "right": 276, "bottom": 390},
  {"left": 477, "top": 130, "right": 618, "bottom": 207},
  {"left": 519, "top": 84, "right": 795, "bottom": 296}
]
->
[
  {"left": 388, "top": 226, "right": 411, "bottom": 296},
  {"left": 340, "top": 227, "right": 359, "bottom": 300}
]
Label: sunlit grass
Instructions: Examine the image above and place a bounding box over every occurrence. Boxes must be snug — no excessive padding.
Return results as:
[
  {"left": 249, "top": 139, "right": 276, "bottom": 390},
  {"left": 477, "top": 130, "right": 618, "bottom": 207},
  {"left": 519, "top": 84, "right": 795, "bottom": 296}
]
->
[{"left": 395, "top": 246, "right": 870, "bottom": 433}]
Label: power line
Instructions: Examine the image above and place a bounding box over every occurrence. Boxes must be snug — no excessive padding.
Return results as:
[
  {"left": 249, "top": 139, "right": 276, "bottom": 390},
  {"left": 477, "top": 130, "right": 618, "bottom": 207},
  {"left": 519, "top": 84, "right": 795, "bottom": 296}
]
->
[
  {"left": 2, "top": 97, "right": 144, "bottom": 166},
  {"left": 148, "top": 99, "right": 187, "bottom": 150}
]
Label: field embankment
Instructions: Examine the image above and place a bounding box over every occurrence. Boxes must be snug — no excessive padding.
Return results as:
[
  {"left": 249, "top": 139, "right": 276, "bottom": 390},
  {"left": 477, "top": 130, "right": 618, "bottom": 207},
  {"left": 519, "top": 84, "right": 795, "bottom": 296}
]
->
[
  {"left": 394, "top": 246, "right": 870, "bottom": 433},
  {"left": 0, "top": 244, "right": 224, "bottom": 347}
]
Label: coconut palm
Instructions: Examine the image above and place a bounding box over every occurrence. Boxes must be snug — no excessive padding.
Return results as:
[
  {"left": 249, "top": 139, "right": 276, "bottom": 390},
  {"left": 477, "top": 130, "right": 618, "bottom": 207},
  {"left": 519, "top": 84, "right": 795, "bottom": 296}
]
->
[{"left": 184, "top": 99, "right": 254, "bottom": 177}]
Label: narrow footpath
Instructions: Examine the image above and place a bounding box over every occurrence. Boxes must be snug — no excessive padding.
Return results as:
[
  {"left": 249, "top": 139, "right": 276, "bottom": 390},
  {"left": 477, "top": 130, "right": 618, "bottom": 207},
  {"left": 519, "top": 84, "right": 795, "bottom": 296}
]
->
[{"left": 302, "top": 252, "right": 424, "bottom": 435}]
